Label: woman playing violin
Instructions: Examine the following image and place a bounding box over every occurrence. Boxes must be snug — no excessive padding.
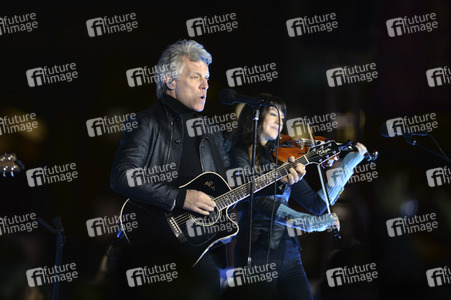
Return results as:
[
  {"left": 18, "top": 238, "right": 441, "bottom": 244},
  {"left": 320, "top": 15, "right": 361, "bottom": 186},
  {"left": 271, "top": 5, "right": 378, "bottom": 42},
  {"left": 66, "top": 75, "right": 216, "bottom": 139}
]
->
[{"left": 226, "top": 94, "right": 368, "bottom": 299}]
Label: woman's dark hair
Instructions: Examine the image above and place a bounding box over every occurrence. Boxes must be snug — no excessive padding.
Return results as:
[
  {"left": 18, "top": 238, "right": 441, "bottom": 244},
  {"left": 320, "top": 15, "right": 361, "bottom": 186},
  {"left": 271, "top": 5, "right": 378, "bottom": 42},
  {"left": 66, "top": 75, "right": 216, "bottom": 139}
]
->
[{"left": 228, "top": 93, "right": 286, "bottom": 164}]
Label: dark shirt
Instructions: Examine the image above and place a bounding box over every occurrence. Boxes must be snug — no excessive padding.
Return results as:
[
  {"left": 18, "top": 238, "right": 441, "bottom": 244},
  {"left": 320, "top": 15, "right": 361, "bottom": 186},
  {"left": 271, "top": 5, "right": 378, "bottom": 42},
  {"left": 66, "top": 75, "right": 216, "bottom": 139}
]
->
[{"left": 163, "top": 95, "right": 204, "bottom": 208}]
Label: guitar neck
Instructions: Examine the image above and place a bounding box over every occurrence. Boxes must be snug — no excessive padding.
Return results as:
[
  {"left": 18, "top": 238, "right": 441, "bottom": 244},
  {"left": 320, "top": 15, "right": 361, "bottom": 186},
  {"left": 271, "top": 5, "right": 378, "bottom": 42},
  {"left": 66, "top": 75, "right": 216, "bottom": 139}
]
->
[{"left": 216, "top": 155, "right": 310, "bottom": 211}]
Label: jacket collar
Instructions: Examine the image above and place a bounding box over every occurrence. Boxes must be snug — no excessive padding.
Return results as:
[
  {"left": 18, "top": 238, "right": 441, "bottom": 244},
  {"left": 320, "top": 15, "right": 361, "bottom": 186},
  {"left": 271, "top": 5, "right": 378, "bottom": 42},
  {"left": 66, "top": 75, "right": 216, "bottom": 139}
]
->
[{"left": 160, "top": 93, "right": 197, "bottom": 117}]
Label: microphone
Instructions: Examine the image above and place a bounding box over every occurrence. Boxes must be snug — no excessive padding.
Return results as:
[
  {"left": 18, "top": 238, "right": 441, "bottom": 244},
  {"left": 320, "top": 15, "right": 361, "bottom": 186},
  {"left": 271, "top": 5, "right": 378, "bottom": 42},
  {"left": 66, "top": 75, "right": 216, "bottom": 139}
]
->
[
  {"left": 379, "top": 123, "right": 429, "bottom": 138},
  {"left": 218, "top": 89, "right": 273, "bottom": 107}
]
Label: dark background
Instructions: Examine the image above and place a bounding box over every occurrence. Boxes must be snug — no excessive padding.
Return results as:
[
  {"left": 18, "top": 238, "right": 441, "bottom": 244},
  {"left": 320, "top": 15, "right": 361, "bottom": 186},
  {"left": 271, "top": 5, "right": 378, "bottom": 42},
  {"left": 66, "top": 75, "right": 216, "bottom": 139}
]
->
[{"left": 0, "top": 1, "right": 449, "bottom": 299}]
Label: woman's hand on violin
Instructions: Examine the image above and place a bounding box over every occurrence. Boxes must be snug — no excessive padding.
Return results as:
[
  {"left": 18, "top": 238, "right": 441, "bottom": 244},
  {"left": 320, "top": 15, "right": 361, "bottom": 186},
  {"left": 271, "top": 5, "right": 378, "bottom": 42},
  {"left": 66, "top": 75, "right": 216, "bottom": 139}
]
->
[
  {"left": 280, "top": 156, "right": 306, "bottom": 185},
  {"left": 354, "top": 142, "right": 368, "bottom": 156}
]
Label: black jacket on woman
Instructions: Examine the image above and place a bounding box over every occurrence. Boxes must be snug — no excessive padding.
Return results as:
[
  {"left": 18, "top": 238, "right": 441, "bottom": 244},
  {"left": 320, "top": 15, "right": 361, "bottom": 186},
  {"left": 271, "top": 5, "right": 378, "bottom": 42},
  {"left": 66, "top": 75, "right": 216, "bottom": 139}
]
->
[{"left": 229, "top": 142, "right": 328, "bottom": 251}]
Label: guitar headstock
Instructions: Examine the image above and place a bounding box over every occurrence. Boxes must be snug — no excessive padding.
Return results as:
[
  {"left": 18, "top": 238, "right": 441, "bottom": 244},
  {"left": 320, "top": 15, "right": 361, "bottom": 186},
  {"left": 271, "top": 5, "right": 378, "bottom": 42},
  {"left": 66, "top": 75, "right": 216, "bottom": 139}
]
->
[
  {"left": 307, "top": 140, "right": 343, "bottom": 165},
  {"left": 0, "top": 153, "right": 24, "bottom": 177}
]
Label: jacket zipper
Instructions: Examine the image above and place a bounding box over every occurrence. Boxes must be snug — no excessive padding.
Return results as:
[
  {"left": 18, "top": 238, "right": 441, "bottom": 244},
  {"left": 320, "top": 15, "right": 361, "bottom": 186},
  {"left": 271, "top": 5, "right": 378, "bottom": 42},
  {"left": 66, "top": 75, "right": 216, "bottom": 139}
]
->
[
  {"left": 199, "top": 136, "right": 207, "bottom": 172},
  {"left": 166, "top": 118, "right": 174, "bottom": 165}
]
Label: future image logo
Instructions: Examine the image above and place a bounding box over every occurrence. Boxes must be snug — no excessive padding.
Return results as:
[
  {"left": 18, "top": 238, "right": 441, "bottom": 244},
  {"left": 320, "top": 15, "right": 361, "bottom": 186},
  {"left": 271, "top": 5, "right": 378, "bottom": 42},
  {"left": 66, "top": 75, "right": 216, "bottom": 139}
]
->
[
  {"left": 426, "top": 67, "right": 451, "bottom": 87},
  {"left": 126, "top": 164, "right": 178, "bottom": 187},
  {"left": 86, "top": 13, "right": 138, "bottom": 37},
  {"left": 26, "top": 263, "right": 78, "bottom": 287},
  {"left": 0, "top": 213, "right": 39, "bottom": 236},
  {"left": 186, "top": 113, "right": 238, "bottom": 137},
  {"left": 286, "top": 13, "right": 338, "bottom": 37},
  {"left": 426, "top": 267, "right": 451, "bottom": 287},
  {"left": 386, "top": 213, "right": 438, "bottom": 237},
  {"left": 126, "top": 63, "right": 177, "bottom": 87},
  {"left": 226, "top": 263, "right": 278, "bottom": 287},
  {"left": 0, "top": 13, "right": 38, "bottom": 36},
  {"left": 86, "top": 113, "right": 138, "bottom": 137},
  {"left": 286, "top": 113, "right": 338, "bottom": 138},
  {"left": 0, "top": 113, "right": 38, "bottom": 135},
  {"left": 286, "top": 214, "right": 333, "bottom": 237},
  {"left": 126, "top": 264, "right": 178, "bottom": 287},
  {"left": 86, "top": 213, "right": 137, "bottom": 237},
  {"left": 186, "top": 212, "right": 237, "bottom": 238},
  {"left": 226, "top": 164, "right": 277, "bottom": 188},
  {"left": 26, "top": 63, "right": 78, "bottom": 87},
  {"left": 226, "top": 168, "right": 247, "bottom": 188},
  {"left": 384, "top": 113, "right": 438, "bottom": 137},
  {"left": 326, "top": 63, "right": 378, "bottom": 87},
  {"left": 386, "top": 13, "right": 438, "bottom": 37},
  {"left": 186, "top": 13, "right": 238, "bottom": 37},
  {"left": 26, "top": 163, "right": 78, "bottom": 187},
  {"left": 226, "top": 63, "right": 278, "bottom": 87},
  {"left": 326, "top": 163, "right": 378, "bottom": 187},
  {"left": 326, "top": 263, "right": 378, "bottom": 287},
  {"left": 426, "top": 166, "right": 451, "bottom": 187}
]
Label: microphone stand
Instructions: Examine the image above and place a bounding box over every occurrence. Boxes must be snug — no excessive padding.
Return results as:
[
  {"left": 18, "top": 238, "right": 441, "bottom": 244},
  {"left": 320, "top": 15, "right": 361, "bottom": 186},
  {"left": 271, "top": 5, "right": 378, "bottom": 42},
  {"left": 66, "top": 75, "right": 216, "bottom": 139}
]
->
[
  {"left": 403, "top": 134, "right": 451, "bottom": 163},
  {"left": 37, "top": 217, "right": 66, "bottom": 300},
  {"left": 306, "top": 124, "right": 341, "bottom": 239},
  {"left": 247, "top": 105, "right": 261, "bottom": 269}
]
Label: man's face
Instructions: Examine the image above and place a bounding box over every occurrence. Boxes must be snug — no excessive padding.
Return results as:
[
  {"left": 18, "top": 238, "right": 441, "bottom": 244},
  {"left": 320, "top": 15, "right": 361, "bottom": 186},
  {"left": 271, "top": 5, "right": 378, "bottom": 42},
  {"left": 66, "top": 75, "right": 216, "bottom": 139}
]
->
[{"left": 167, "top": 57, "right": 209, "bottom": 112}]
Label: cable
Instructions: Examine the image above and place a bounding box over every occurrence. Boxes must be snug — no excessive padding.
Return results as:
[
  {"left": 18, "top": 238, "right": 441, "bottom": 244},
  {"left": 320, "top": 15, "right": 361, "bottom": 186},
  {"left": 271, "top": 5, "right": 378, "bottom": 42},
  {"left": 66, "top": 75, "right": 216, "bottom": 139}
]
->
[{"left": 266, "top": 105, "right": 282, "bottom": 265}]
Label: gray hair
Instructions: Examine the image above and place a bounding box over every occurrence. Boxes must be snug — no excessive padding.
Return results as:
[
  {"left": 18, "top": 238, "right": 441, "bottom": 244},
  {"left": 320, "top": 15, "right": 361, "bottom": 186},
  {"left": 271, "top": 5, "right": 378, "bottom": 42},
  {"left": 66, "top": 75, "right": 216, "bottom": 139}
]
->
[{"left": 155, "top": 40, "right": 212, "bottom": 99}]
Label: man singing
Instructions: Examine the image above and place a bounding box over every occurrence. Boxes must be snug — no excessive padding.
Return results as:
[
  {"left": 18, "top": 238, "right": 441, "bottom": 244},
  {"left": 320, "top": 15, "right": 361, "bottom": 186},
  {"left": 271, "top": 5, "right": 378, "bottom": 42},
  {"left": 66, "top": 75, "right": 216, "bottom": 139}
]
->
[{"left": 110, "top": 40, "right": 229, "bottom": 299}]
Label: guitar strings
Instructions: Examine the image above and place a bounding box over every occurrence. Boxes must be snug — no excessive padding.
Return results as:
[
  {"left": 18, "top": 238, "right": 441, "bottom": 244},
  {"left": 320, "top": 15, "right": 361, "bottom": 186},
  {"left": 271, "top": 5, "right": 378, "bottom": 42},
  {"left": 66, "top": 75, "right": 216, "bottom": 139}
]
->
[
  {"left": 171, "top": 148, "right": 330, "bottom": 226},
  {"left": 171, "top": 151, "right": 317, "bottom": 224},
  {"left": 171, "top": 152, "right": 314, "bottom": 225},
  {"left": 171, "top": 169, "right": 287, "bottom": 224}
]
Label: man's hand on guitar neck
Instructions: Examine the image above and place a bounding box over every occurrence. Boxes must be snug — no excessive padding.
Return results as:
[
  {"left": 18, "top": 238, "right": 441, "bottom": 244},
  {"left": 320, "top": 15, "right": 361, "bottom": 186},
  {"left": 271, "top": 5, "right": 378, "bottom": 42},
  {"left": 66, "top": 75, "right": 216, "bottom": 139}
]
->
[{"left": 183, "top": 190, "right": 216, "bottom": 216}]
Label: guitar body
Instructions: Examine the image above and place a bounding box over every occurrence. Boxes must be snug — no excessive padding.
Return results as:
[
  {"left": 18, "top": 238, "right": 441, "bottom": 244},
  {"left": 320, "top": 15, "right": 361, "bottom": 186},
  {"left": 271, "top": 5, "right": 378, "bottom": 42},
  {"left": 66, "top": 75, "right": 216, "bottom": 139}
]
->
[
  {"left": 118, "top": 140, "right": 342, "bottom": 267},
  {"left": 120, "top": 172, "right": 239, "bottom": 267}
]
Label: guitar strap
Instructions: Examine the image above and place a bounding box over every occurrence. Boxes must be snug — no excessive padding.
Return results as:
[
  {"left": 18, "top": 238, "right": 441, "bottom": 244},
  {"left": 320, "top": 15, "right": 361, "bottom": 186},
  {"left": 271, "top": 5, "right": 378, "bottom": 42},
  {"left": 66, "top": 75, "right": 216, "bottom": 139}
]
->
[{"left": 205, "top": 134, "right": 227, "bottom": 179}]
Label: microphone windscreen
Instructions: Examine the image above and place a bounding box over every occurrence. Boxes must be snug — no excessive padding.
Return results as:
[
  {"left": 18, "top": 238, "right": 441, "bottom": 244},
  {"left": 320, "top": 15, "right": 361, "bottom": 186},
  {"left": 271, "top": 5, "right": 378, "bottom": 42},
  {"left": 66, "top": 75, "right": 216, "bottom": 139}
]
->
[{"left": 218, "top": 89, "right": 237, "bottom": 105}]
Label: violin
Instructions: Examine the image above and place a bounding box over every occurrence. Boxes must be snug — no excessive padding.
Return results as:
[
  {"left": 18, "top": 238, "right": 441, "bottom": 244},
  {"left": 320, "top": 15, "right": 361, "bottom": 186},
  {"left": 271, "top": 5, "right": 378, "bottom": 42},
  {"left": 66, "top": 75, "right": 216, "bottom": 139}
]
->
[
  {"left": 273, "top": 134, "right": 378, "bottom": 165},
  {"left": 273, "top": 134, "right": 338, "bottom": 167},
  {"left": 272, "top": 133, "right": 378, "bottom": 239}
]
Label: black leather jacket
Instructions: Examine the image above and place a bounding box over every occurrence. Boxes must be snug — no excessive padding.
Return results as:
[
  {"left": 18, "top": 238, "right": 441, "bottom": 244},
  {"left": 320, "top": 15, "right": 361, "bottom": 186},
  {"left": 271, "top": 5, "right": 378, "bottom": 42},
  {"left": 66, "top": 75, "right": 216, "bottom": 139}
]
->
[
  {"left": 229, "top": 143, "right": 328, "bottom": 250},
  {"left": 110, "top": 94, "right": 229, "bottom": 211}
]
